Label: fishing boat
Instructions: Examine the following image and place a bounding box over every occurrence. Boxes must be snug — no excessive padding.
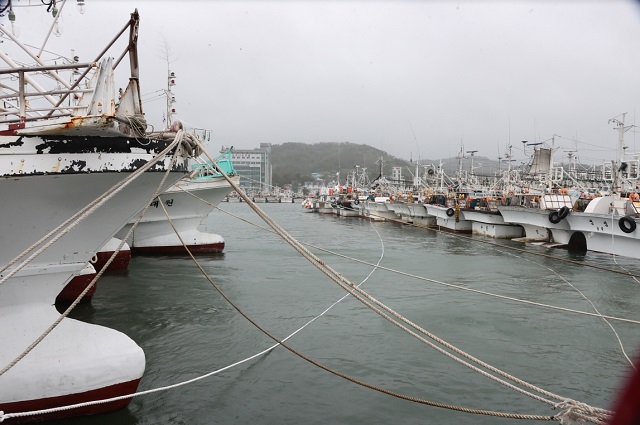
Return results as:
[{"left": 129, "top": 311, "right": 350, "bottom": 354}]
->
[
  {"left": 561, "top": 114, "right": 640, "bottom": 258},
  {"left": 334, "top": 193, "right": 362, "bottom": 217},
  {"left": 385, "top": 196, "right": 413, "bottom": 223},
  {"left": 424, "top": 202, "right": 473, "bottom": 233},
  {"left": 497, "top": 143, "right": 578, "bottom": 244},
  {"left": 312, "top": 188, "right": 336, "bottom": 214},
  {"left": 301, "top": 197, "right": 317, "bottom": 212},
  {"left": 462, "top": 200, "right": 524, "bottom": 239},
  {"left": 405, "top": 202, "right": 436, "bottom": 228},
  {"left": 115, "top": 150, "right": 238, "bottom": 254},
  {"left": 365, "top": 195, "right": 402, "bottom": 221},
  {"left": 0, "top": 9, "right": 197, "bottom": 422},
  {"left": 498, "top": 192, "right": 575, "bottom": 244}
]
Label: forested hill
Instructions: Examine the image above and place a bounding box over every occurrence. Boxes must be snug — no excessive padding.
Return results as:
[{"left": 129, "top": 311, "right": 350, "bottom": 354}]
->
[{"left": 271, "top": 142, "right": 413, "bottom": 187}]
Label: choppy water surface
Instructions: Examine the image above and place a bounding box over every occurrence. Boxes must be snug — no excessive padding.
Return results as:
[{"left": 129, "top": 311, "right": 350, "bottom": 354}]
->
[{"left": 58, "top": 202, "right": 640, "bottom": 425}]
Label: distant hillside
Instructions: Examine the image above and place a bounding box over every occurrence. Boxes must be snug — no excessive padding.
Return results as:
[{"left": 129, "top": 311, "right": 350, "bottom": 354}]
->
[
  {"left": 271, "top": 142, "right": 503, "bottom": 188},
  {"left": 271, "top": 142, "right": 413, "bottom": 187}
]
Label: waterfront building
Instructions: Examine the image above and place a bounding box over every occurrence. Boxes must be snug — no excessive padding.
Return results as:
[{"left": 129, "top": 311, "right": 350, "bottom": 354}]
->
[{"left": 222, "top": 143, "right": 272, "bottom": 192}]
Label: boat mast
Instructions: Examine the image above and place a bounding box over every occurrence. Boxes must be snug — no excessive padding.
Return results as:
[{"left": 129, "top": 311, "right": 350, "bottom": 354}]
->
[
  {"left": 166, "top": 70, "right": 176, "bottom": 129},
  {"left": 505, "top": 144, "right": 513, "bottom": 192},
  {"left": 544, "top": 135, "right": 555, "bottom": 192},
  {"left": 456, "top": 142, "right": 465, "bottom": 185},
  {"left": 608, "top": 113, "right": 633, "bottom": 194}
]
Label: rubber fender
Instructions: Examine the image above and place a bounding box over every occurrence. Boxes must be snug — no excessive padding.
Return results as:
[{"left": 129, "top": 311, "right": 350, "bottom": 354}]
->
[{"left": 619, "top": 216, "right": 637, "bottom": 234}]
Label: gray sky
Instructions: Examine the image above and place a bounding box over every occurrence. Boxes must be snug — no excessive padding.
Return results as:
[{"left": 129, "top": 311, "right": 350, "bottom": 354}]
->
[{"left": 5, "top": 0, "right": 640, "bottom": 166}]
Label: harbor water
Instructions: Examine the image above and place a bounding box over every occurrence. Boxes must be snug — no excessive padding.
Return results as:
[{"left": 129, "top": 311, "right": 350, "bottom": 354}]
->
[{"left": 57, "top": 202, "right": 640, "bottom": 424}]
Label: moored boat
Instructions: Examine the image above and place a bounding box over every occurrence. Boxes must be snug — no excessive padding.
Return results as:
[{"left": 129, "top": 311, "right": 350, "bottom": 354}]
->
[
  {"left": 116, "top": 150, "right": 237, "bottom": 254},
  {"left": 563, "top": 194, "right": 640, "bottom": 258},
  {"left": 366, "top": 196, "right": 401, "bottom": 221},
  {"left": 498, "top": 193, "right": 575, "bottom": 244},
  {"left": 301, "top": 198, "right": 317, "bottom": 212},
  {"left": 560, "top": 114, "right": 640, "bottom": 257},
  {"left": 0, "top": 10, "right": 197, "bottom": 422},
  {"left": 424, "top": 203, "right": 473, "bottom": 233}
]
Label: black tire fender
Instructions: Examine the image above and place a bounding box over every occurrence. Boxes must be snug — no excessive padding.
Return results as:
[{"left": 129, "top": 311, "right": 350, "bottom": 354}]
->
[
  {"left": 619, "top": 216, "right": 637, "bottom": 234},
  {"left": 548, "top": 210, "right": 561, "bottom": 224},
  {"left": 558, "top": 206, "right": 570, "bottom": 219},
  {"left": 446, "top": 207, "right": 455, "bottom": 217}
]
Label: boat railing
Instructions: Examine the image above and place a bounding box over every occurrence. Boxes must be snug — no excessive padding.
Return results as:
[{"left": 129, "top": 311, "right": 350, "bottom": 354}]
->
[
  {"left": 0, "top": 10, "right": 143, "bottom": 132},
  {"left": 0, "top": 62, "right": 97, "bottom": 124},
  {"left": 190, "top": 149, "right": 236, "bottom": 179}
]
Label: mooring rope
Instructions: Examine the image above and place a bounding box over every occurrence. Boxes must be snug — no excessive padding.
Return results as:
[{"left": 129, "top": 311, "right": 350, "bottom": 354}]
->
[
  {"left": 187, "top": 140, "right": 610, "bottom": 423},
  {"left": 0, "top": 203, "right": 391, "bottom": 422},
  {"left": 153, "top": 199, "right": 558, "bottom": 422},
  {"left": 0, "top": 131, "right": 187, "bottom": 286},
  {"left": 0, "top": 136, "right": 186, "bottom": 379},
  {"left": 203, "top": 192, "right": 638, "bottom": 390},
  {"left": 0, "top": 144, "right": 613, "bottom": 423},
  {"left": 0, "top": 194, "right": 559, "bottom": 423}
]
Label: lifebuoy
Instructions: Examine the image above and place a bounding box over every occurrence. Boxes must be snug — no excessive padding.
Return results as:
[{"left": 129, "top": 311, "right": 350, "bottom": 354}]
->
[
  {"left": 548, "top": 210, "right": 561, "bottom": 224},
  {"left": 558, "top": 206, "right": 570, "bottom": 220},
  {"left": 446, "top": 207, "right": 455, "bottom": 217},
  {"left": 619, "top": 216, "right": 637, "bottom": 233}
]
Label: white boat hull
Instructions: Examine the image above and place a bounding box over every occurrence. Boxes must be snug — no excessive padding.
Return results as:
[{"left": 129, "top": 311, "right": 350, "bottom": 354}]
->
[
  {"left": 463, "top": 210, "right": 524, "bottom": 239},
  {"left": 338, "top": 207, "right": 360, "bottom": 217},
  {"left": 498, "top": 207, "right": 572, "bottom": 243},
  {"left": 1, "top": 270, "right": 144, "bottom": 418},
  {"left": 366, "top": 202, "right": 400, "bottom": 221},
  {"left": 0, "top": 129, "right": 188, "bottom": 420},
  {"left": 116, "top": 175, "right": 235, "bottom": 253},
  {"left": 425, "top": 205, "right": 472, "bottom": 233},
  {"left": 0, "top": 170, "right": 186, "bottom": 419},
  {"left": 565, "top": 212, "right": 640, "bottom": 259}
]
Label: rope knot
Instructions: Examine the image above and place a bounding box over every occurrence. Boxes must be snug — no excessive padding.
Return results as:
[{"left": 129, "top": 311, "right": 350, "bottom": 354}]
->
[
  {"left": 552, "top": 399, "right": 609, "bottom": 425},
  {"left": 0, "top": 411, "right": 6, "bottom": 423}
]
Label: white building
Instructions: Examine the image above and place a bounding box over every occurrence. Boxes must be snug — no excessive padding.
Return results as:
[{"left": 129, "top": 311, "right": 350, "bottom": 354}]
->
[{"left": 223, "top": 143, "right": 272, "bottom": 192}]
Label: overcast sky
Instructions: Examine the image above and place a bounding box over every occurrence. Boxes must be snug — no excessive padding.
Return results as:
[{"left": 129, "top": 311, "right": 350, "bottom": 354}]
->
[{"left": 4, "top": 0, "right": 640, "bottom": 166}]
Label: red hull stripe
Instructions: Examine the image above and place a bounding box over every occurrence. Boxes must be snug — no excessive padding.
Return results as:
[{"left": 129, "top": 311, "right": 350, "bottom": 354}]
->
[
  {"left": 56, "top": 273, "right": 97, "bottom": 305},
  {"left": 132, "top": 242, "right": 225, "bottom": 255},
  {"left": 0, "top": 378, "right": 141, "bottom": 424},
  {"left": 56, "top": 251, "right": 131, "bottom": 304},
  {"left": 93, "top": 250, "right": 131, "bottom": 272}
]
